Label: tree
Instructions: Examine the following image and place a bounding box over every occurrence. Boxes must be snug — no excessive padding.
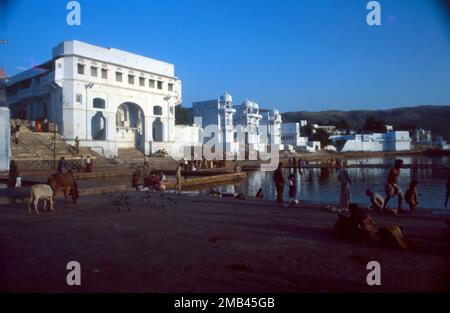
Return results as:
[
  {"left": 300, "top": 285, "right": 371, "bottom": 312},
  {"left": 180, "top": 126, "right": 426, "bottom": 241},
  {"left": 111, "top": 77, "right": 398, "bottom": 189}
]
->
[
  {"left": 363, "top": 117, "right": 386, "bottom": 133},
  {"left": 302, "top": 124, "right": 314, "bottom": 137},
  {"left": 175, "top": 105, "right": 191, "bottom": 125},
  {"left": 335, "top": 119, "right": 351, "bottom": 130}
]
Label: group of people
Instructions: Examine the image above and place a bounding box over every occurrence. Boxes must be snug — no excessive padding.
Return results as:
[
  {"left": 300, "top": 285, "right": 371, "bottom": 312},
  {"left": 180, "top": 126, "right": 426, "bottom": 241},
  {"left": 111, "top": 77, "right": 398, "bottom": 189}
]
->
[
  {"left": 337, "top": 158, "right": 422, "bottom": 214},
  {"left": 61, "top": 156, "right": 94, "bottom": 174},
  {"left": 272, "top": 162, "right": 299, "bottom": 207},
  {"left": 132, "top": 171, "right": 167, "bottom": 192},
  {"left": 273, "top": 157, "right": 449, "bottom": 214}
]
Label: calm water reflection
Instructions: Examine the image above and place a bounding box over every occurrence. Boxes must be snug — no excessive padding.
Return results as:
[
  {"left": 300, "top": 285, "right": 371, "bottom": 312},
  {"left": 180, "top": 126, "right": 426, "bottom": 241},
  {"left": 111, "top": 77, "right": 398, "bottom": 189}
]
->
[{"left": 201, "top": 156, "right": 450, "bottom": 210}]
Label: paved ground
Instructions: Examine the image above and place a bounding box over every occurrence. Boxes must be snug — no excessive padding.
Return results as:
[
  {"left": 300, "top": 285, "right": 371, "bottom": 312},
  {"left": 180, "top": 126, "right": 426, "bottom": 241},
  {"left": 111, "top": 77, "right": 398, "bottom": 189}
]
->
[{"left": 1, "top": 192, "right": 449, "bottom": 293}]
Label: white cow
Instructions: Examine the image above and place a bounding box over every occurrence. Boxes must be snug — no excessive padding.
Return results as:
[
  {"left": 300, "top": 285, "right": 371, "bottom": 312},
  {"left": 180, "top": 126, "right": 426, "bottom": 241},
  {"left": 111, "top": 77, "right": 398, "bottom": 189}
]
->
[{"left": 27, "top": 184, "right": 54, "bottom": 215}]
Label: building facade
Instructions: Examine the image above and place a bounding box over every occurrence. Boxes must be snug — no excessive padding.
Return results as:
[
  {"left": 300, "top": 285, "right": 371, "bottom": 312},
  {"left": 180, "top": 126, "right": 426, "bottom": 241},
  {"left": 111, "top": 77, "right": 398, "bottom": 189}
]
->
[
  {"left": 330, "top": 130, "right": 411, "bottom": 152},
  {"left": 6, "top": 40, "right": 182, "bottom": 157},
  {"left": 233, "top": 100, "right": 263, "bottom": 152},
  {"left": 281, "top": 122, "right": 321, "bottom": 152},
  {"left": 191, "top": 93, "right": 238, "bottom": 157},
  {"left": 413, "top": 128, "right": 432, "bottom": 146},
  {"left": 260, "top": 109, "right": 282, "bottom": 150}
]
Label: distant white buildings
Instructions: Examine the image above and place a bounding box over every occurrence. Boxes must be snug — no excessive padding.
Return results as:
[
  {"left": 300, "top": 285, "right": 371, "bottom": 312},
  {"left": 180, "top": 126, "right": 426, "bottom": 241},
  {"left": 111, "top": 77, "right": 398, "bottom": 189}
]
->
[
  {"left": 281, "top": 122, "right": 321, "bottom": 152},
  {"left": 435, "top": 136, "right": 450, "bottom": 150},
  {"left": 6, "top": 40, "right": 184, "bottom": 158},
  {"left": 330, "top": 130, "right": 411, "bottom": 152},
  {"left": 192, "top": 93, "right": 286, "bottom": 157},
  {"left": 413, "top": 128, "right": 432, "bottom": 146},
  {"left": 312, "top": 124, "right": 335, "bottom": 134}
]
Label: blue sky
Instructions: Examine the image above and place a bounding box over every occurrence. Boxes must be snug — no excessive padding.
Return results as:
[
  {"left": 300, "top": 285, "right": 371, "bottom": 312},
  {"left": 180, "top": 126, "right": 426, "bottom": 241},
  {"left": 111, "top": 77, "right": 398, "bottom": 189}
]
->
[{"left": 1, "top": 0, "right": 450, "bottom": 112}]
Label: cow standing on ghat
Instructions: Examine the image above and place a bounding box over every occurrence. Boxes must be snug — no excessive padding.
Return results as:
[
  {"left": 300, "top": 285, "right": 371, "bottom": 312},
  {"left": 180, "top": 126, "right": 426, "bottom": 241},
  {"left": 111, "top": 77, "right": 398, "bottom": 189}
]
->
[
  {"left": 47, "top": 171, "right": 79, "bottom": 204},
  {"left": 27, "top": 184, "right": 54, "bottom": 215}
]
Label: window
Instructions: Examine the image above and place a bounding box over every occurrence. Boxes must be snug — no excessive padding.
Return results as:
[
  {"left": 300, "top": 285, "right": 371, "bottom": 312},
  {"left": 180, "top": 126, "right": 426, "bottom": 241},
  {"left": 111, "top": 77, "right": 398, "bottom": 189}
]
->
[
  {"left": 153, "top": 105, "right": 162, "bottom": 115},
  {"left": 168, "top": 83, "right": 174, "bottom": 92},
  {"left": 77, "top": 64, "right": 85, "bottom": 75},
  {"left": 149, "top": 79, "right": 155, "bottom": 88},
  {"left": 93, "top": 98, "right": 106, "bottom": 109},
  {"left": 139, "top": 77, "right": 145, "bottom": 87},
  {"left": 116, "top": 72, "right": 123, "bottom": 82},
  {"left": 157, "top": 81, "right": 163, "bottom": 90},
  {"left": 101, "top": 69, "right": 108, "bottom": 79},
  {"left": 128, "top": 75, "right": 135, "bottom": 85},
  {"left": 91, "top": 66, "right": 98, "bottom": 77},
  {"left": 76, "top": 94, "right": 83, "bottom": 103}
]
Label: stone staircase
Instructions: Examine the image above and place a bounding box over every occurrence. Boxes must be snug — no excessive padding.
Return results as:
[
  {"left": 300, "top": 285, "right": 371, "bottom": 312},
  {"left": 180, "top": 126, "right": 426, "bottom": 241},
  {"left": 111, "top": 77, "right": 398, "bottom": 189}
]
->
[
  {"left": 117, "top": 148, "right": 145, "bottom": 161},
  {"left": 9, "top": 121, "right": 113, "bottom": 172}
]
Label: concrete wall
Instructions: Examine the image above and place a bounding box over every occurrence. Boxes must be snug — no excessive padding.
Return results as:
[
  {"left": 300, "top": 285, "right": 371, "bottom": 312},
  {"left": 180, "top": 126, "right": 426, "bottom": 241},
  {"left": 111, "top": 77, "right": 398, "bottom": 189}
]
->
[{"left": 0, "top": 107, "right": 10, "bottom": 171}]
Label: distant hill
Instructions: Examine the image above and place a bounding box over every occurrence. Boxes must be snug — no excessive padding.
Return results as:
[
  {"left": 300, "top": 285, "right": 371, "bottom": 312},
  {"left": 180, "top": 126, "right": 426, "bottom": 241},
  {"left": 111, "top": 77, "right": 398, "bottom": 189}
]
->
[
  {"left": 282, "top": 105, "right": 450, "bottom": 140},
  {"left": 176, "top": 105, "right": 450, "bottom": 140}
]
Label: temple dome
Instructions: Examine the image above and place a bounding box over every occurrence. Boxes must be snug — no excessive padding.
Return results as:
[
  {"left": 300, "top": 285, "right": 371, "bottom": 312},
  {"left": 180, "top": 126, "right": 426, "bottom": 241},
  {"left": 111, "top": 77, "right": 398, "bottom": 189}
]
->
[{"left": 220, "top": 92, "right": 232, "bottom": 103}]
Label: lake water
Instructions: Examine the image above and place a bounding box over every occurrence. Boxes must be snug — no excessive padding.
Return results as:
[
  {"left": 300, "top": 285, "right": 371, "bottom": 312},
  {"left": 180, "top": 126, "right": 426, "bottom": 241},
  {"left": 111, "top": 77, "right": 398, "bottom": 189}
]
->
[{"left": 199, "top": 155, "right": 450, "bottom": 210}]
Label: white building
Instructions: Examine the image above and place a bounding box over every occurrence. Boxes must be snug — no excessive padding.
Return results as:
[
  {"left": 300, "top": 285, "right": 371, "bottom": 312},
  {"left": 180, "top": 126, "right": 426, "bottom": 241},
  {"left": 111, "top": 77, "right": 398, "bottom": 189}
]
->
[
  {"left": 234, "top": 99, "right": 263, "bottom": 151},
  {"left": 312, "top": 124, "right": 336, "bottom": 134},
  {"left": 191, "top": 93, "right": 238, "bottom": 157},
  {"left": 281, "top": 122, "right": 321, "bottom": 152},
  {"left": 260, "top": 109, "right": 283, "bottom": 150},
  {"left": 0, "top": 107, "right": 10, "bottom": 171},
  {"left": 6, "top": 40, "right": 182, "bottom": 158},
  {"left": 435, "top": 136, "right": 450, "bottom": 150},
  {"left": 413, "top": 128, "right": 432, "bottom": 146},
  {"left": 330, "top": 130, "right": 411, "bottom": 152}
]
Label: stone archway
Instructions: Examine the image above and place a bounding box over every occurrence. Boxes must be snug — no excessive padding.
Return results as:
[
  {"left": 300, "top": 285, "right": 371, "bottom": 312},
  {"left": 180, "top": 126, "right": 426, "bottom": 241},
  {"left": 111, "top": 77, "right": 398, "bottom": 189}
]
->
[
  {"left": 152, "top": 117, "right": 163, "bottom": 142},
  {"left": 116, "top": 102, "right": 145, "bottom": 150},
  {"left": 91, "top": 111, "right": 106, "bottom": 140}
]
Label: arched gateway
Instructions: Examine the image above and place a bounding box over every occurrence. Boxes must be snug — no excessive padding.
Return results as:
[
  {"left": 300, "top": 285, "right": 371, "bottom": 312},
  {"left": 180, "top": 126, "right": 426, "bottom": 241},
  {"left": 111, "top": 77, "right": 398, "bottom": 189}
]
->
[{"left": 116, "top": 102, "right": 145, "bottom": 150}]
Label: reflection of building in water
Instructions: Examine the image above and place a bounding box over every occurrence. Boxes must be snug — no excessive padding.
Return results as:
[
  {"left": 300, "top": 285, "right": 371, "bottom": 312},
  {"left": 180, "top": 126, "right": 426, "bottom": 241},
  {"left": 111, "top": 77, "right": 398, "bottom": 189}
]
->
[
  {"left": 330, "top": 130, "right": 411, "bottom": 152},
  {"left": 5, "top": 40, "right": 183, "bottom": 157}
]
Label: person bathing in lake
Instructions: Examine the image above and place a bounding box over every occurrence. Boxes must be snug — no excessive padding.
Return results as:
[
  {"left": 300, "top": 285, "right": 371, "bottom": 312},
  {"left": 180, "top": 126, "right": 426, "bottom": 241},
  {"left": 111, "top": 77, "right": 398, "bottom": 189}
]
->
[
  {"left": 445, "top": 177, "right": 450, "bottom": 209},
  {"left": 405, "top": 179, "right": 419, "bottom": 215},
  {"left": 366, "top": 189, "right": 384, "bottom": 212},
  {"left": 383, "top": 159, "right": 404, "bottom": 214},
  {"left": 273, "top": 162, "right": 286, "bottom": 204},
  {"left": 337, "top": 160, "right": 352, "bottom": 210}
]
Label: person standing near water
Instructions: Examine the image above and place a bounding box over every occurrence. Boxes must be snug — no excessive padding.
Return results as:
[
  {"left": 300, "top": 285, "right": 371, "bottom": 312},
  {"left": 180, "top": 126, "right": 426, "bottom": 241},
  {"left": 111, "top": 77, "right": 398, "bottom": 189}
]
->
[
  {"left": 273, "top": 162, "right": 286, "bottom": 204},
  {"left": 383, "top": 159, "right": 404, "bottom": 213},
  {"left": 174, "top": 163, "right": 183, "bottom": 195},
  {"left": 288, "top": 171, "right": 298, "bottom": 207},
  {"left": 337, "top": 160, "right": 352, "bottom": 210}
]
